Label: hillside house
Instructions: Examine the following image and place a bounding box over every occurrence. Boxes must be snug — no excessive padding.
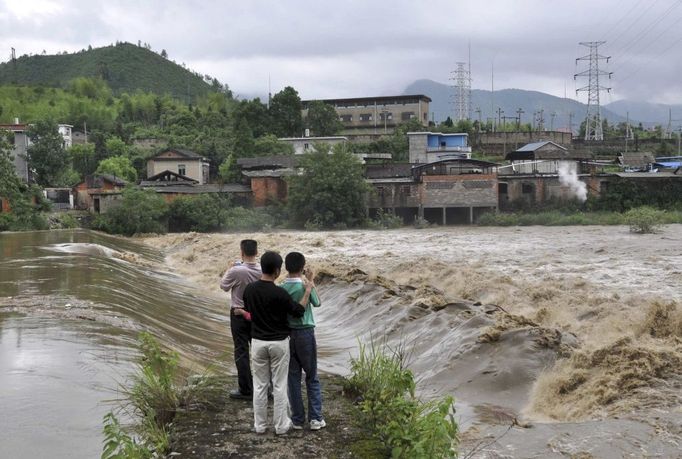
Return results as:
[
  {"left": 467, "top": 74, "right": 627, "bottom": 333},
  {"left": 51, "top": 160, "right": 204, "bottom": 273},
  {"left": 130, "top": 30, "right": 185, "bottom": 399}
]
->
[
  {"left": 147, "top": 148, "right": 209, "bottom": 184},
  {"left": 72, "top": 174, "right": 127, "bottom": 213},
  {"left": 278, "top": 136, "right": 348, "bottom": 155},
  {"left": 0, "top": 123, "right": 30, "bottom": 182},
  {"left": 502, "top": 141, "right": 592, "bottom": 175},
  {"left": 237, "top": 156, "right": 298, "bottom": 206},
  {"left": 408, "top": 132, "right": 472, "bottom": 164}
]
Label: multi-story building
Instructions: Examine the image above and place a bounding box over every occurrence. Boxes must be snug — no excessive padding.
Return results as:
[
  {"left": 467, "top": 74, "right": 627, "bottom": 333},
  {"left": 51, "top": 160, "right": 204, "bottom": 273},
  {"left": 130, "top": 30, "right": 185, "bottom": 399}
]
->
[
  {"left": 0, "top": 123, "right": 30, "bottom": 182},
  {"left": 301, "top": 95, "right": 431, "bottom": 137},
  {"left": 407, "top": 132, "right": 472, "bottom": 163},
  {"left": 58, "top": 124, "right": 73, "bottom": 149}
]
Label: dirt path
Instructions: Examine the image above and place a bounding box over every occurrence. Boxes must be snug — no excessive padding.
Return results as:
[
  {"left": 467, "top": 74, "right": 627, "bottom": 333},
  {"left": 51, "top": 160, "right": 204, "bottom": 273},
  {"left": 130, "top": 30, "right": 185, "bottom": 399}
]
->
[{"left": 170, "top": 376, "right": 379, "bottom": 458}]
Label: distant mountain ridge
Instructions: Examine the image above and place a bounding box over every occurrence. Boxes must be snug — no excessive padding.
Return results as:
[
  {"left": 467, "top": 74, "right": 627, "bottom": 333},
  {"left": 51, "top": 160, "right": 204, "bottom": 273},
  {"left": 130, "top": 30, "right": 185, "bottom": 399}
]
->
[
  {"left": 404, "top": 79, "right": 681, "bottom": 128},
  {"left": 0, "top": 43, "right": 214, "bottom": 99}
]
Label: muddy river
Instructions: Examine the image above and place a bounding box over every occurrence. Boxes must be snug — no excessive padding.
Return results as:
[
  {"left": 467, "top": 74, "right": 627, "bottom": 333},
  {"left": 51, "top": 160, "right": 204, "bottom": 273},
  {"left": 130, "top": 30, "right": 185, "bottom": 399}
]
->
[{"left": 1, "top": 226, "right": 681, "bottom": 458}]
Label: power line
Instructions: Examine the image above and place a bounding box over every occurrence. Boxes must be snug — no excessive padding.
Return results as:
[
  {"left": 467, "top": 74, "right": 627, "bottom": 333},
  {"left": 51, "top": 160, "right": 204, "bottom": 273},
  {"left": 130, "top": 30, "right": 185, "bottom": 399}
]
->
[{"left": 609, "top": 0, "right": 682, "bottom": 58}]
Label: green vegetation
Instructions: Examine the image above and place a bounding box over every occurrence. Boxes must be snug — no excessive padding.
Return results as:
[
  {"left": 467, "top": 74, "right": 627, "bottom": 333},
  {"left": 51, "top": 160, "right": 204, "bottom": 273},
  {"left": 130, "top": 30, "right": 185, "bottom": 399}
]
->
[
  {"left": 287, "top": 144, "right": 370, "bottom": 228},
  {"left": 477, "top": 207, "right": 682, "bottom": 227},
  {"left": 0, "top": 43, "right": 214, "bottom": 98},
  {"left": 624, "top": 206, "right": 666, "bottom": 234},
  {"left": 368, "top": 209, "right": 403, "bottom": 230},
  {"left": 305, "top": 100, "right": 343, "bottom": 136},
  {"left": 96, "top": 156, "right": 138, "bottom": 183},
  {"left": 92, "top": 188, "right": 168, "bottom": 235},
  {"left": 103, "top": 332, "right": 220, "bottom": 459},
  {"left": 0, "top": 132, "right": 50, "bottom": 230},
  {"left": 345, "top": 340, "right": 458, "bottom": 458}
]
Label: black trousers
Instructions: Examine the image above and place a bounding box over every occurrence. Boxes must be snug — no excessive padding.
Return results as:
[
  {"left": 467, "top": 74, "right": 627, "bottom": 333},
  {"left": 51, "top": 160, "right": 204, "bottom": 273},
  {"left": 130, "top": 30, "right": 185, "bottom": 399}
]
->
[{"left": 230, "top": 310, "right": 253, "bottom": 395}]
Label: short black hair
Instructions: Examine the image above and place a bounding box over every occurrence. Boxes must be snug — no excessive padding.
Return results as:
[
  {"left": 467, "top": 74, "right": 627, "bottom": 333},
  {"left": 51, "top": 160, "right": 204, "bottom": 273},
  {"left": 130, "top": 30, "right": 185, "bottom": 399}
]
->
[
  {"left": 240, "top": 239, "right": 257, "bottom": 257},
  {"left": 260, "top": 251, "right": 283, "bottom": 275},
  {"left": 285, "top": 252, "right": 306, "bottom": 273}
]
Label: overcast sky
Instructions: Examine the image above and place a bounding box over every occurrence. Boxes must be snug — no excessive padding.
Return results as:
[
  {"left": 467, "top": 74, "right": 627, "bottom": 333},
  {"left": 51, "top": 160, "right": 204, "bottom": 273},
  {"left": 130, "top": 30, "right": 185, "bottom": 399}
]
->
[{"left": 2, "top": 0, "right": 682, "bottom": 104}]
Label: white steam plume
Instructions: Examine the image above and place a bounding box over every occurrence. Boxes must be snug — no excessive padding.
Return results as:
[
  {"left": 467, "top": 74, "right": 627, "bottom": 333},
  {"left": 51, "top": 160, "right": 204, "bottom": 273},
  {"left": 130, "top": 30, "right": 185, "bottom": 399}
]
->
[{"left": 557, "top": 161, "right": 587, "bottom": 202}]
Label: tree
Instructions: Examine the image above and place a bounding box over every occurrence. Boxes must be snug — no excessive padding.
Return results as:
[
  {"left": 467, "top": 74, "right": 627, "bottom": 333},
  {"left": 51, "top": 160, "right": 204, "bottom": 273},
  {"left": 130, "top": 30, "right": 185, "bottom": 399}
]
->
[
  {"left": 218, "top": 154, "right": 240, "bottom": 183},
  {"left": 93, "top": 187, "right": 168, "bottom": 235},
  {"left": 287, "top": 144, "right": 369, "bottom": 228},
  {"left": 96, "top": 155, "right": 138, "bottom": 182},
  {"left": 306, "top": 100, "right": 343, "bottom": 136},
  {"left": 27, "top": 120, "right": 69, "bottom": 186},
  {"left": 70, "top": 144, "right": 97, "bottom": 177},
  {"left": 270, "top": 86, "right": 303, "bottom": 137},
  {"left": 253, "top": 134, "right": 295, "bottom": 156}
]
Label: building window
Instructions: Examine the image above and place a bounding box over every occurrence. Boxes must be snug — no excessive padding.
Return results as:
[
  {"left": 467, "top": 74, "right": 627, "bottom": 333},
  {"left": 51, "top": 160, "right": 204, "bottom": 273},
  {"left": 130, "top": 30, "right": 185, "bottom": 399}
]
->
[
  {"left": 360, "top": 113, "right": 372, "bottom": 122},
  {"left": 379, "top": 112, "right": 393, "bottom": 121},
  {"left": 522, "top": 183, "right": 534, "bottom": 194},
  {"left": 340, "top": 114, "right": 352, "bottom": 122},
  {"left": 304, "top": 143, "right": 309, "bottom": 150},
  {"left": 499, "top": 183, "right": 508, "bottom": 194},
  {"left": 178, "top": 164, "right": 186, "bottom": 176},
  {"left": 401, "top": 112, "right": 415, "bottom": 121}
]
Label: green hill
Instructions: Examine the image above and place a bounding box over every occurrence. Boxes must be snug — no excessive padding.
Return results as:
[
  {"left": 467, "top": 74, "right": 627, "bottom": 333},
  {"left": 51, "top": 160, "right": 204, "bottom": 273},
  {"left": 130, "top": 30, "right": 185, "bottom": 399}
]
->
[{"left": 0, "top": 43, "right": 215, "bottom": 100}]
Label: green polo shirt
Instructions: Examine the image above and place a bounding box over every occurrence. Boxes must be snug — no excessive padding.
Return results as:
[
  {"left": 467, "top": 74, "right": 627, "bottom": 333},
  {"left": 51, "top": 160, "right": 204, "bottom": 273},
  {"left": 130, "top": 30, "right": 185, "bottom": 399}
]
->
[{"left": 281, "top": 278, "right": 321, "bottom": 329}]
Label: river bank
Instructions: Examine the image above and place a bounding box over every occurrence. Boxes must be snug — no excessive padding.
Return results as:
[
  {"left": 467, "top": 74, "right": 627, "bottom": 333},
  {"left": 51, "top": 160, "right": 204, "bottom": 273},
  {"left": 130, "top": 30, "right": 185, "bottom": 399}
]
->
[{"left": 170, "top": 375, "right": 376, "bottom": 458}]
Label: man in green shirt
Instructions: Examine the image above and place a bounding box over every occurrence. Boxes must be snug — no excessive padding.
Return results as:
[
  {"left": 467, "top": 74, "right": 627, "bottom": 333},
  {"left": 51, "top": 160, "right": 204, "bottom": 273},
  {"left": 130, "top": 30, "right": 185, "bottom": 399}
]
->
[{"left": 281, "top": 252, "right": 325, "bottom": 430}]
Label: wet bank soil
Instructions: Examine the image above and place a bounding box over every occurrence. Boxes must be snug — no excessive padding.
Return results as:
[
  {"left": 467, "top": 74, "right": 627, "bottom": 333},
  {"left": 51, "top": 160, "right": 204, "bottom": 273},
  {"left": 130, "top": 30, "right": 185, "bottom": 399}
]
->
[{"left": 170, "top": 375, "right": 378, "bottom": 458}]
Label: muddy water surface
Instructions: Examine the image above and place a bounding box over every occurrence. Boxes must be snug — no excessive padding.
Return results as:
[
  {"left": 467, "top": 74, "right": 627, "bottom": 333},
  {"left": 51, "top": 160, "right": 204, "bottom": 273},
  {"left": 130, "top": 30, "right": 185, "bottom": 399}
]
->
[{"left": 0, "top": 230, "right": 231, "bottom": 458}]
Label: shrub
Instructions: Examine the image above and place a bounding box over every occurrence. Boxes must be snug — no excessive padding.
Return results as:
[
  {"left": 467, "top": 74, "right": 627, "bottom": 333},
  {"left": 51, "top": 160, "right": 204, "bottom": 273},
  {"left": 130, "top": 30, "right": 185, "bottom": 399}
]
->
[
  {"left": 92, "top": 188, "right": 168, "bottom": 235},
  {"left": 168, "top": 194, "right": 229, "bottom": 232},
  {"left": 346, "top": 340, "right": 458, "bottom": 458},
  {"left": 368, "top": 209, "right": 403, "bottom": 230},
  {"left": 625, "top": 206, "right": 665, "bottom": 234}
]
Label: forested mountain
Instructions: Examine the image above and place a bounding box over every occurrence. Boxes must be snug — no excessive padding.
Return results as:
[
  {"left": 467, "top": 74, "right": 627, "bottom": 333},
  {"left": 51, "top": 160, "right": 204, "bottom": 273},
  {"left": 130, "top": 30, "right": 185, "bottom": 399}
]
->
[{"left": 0, "top": 43, "right": 216, "bottom": 99}]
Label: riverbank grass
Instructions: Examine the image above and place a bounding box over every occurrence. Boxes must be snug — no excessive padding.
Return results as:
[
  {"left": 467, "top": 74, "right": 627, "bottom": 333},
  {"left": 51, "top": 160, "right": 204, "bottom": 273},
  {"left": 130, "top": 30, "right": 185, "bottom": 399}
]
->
[
  {"left": 102, "top": 332, "right": 219, "bottom": 458},
  {"left": 345, "top": 340, "right": 459, "bottom": 458}
]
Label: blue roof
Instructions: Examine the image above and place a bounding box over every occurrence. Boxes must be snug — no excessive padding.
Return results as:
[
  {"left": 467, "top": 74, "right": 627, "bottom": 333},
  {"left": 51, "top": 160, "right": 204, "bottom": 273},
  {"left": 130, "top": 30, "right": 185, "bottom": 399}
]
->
[{"left": 654, "top": 161, "right": 682, "bottom": 168}]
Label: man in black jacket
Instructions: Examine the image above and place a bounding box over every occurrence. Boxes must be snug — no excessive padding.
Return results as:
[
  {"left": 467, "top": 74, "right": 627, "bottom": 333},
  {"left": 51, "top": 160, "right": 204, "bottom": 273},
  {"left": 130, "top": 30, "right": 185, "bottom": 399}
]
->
[{"left": 243, "top": 251, "right": 314, "bottom": 435}]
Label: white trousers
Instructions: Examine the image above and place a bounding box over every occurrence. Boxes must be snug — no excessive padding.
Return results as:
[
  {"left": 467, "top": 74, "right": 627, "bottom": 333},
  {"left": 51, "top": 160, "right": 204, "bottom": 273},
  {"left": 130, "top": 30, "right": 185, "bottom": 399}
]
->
[{"left": 251, "top": 337, "right": 292, "bottom": 434}]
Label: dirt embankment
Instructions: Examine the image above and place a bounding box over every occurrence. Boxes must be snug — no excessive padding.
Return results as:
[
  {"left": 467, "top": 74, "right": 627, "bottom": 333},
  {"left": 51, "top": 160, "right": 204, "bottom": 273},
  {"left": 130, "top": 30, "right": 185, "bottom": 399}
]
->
[{"left": 171, "top": 376, "right": 376, "bottom": 459}]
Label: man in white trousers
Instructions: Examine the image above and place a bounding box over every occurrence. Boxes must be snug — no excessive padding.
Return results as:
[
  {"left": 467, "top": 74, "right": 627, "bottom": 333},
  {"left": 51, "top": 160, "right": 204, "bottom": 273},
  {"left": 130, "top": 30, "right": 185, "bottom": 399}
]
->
[{"left": 243, "top": 251, "right": 313, "bottom": 435}]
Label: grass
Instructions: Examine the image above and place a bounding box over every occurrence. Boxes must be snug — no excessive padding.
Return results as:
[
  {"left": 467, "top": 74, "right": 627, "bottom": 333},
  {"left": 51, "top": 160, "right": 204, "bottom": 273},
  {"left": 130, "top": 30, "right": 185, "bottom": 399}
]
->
[
  {"left": 345, "top": 339, "right": 458, "bottom": 458},
  {"left": 102, "top": 332, "right": 221, "bottom": 458},
  {"left": 477, "top": 207, "right": 682, "bottom": 227}
]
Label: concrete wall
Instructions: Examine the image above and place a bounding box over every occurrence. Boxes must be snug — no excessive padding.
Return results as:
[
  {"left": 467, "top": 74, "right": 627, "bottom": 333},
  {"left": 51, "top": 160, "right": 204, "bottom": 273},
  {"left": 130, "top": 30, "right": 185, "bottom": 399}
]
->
[
  {"left": 498, "top": 174, "right": 604, "bottom": 210},
  {"left": 11, "top": 132, "right": 29, "bottom": 182},
  {"left": 281, "top": 137, "right": 347, "bottom": 155}
]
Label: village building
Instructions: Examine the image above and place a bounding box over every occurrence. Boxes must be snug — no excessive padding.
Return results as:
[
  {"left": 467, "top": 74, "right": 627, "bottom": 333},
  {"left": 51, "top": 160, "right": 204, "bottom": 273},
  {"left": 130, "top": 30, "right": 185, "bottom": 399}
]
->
[
  {"left": 408, "top": 132, "right": 472, "bottom": 164},
  {"left": 146, "top": 148, "right": 209, "bottom": 184},
  {"left": 236, "top": 156, "right": 297, "bottom": 206},
  {"left": 72, "top": 174, "right": 127, "bottom": 213},
  {"left": 58, "top": 124, "right": 73, "bottom": 149},
  {"left": 139, "top": 170, "right": 251, "bottom": 205},
  {"left": 301, "top": 95, "right": 431, "bottom": 138},
  {"left": 0, "top": 122, "right": 30, "bottom": 182},
  {"left": 619, "top": 151, "right": 656, "bottom": 172},
  {"left": 71, "top": 130, "right": 88, "bottom": 145},
  {"left": 367, "top": 158, "right": 499, "bottom": 224},
  {"left": 278, "top": 136, "right": 348, "bottom": 155}
]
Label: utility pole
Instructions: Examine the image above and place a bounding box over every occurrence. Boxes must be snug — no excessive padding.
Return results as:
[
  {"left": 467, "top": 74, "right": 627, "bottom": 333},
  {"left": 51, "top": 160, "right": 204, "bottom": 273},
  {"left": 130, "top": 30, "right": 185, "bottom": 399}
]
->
[
  {"left": 568, "top": 112, "right": 574, "bottom": 136},
  {"left": 574, "top": 41, "right": 612, "bottom": 141},
  {"left": 516, "top": 108, "right": 524, "bottom": 130},
  {"left": 497, "top": 107, "right": 504, "bottom": 131},
  {"left": 550, "top": 111, "right": 557, "bottom": 131},
  {"left": 451, "top": 62, "right": 472, "bottom": 121},
  {"left": 665, "top": 108, "right": 672, "bottom": 139},
  {"left": 536, "top": 109, "right": 545, "bottom": 132}
]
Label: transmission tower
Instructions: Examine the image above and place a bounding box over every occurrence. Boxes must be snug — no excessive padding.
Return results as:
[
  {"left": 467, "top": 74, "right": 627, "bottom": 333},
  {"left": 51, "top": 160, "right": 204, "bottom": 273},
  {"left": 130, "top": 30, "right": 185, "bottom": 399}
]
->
[
  {"left": 450, "top": 62, "right": 472, "bottom": 121},
  {"left": 574, "top": 41, "right": 612, "bottom": 141}
]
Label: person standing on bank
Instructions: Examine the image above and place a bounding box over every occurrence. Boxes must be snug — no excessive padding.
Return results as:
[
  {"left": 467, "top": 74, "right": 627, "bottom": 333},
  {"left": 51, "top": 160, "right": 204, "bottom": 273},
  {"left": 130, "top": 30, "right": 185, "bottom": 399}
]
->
[
  {"left": 243, "top": 251, "right": 314, "bottom": 435},
  {"left": 220, "top": 239, "right": 261, "bottom": 400},
  {"left": 281, "top": 252, "right": 326, "bottom": 431}
]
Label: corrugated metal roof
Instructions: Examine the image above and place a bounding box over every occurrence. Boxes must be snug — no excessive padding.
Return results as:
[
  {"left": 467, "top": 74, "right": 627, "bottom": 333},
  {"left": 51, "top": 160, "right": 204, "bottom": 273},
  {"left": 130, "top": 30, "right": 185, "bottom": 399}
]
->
[
  {"left": 515, "top": 141, "right": 567, "bottom": 152},
  {"left": 151, "top": 184, "right": 251, "bottom": 194}
]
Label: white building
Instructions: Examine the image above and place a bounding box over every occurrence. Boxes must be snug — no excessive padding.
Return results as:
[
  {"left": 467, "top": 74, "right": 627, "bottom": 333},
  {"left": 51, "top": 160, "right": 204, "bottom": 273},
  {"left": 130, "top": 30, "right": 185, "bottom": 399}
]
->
[
  {"left": 58, "top": 124, "right": 73, "bottom": 149},
  {"left": 278, "top": 136, "right": 348, "bottom": 155}
]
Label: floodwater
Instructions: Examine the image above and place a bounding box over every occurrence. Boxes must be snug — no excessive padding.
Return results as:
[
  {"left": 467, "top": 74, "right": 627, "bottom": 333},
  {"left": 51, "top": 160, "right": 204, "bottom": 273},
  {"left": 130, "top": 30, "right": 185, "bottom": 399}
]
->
[
  {"left": 0, "top": 230, "right": 230, "bottom": 458},
  {"left": 2, "top": 226, "right": 682, "bottom": 458}
]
